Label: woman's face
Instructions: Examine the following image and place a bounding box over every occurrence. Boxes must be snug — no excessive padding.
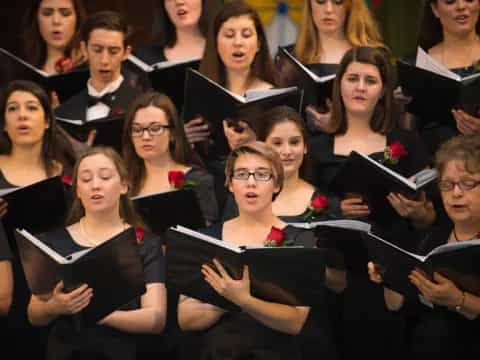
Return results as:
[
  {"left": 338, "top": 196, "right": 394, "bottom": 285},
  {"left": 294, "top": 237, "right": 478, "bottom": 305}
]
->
[
  {"left": 76, "top": 153, "right": 128, "bottom": 216},
  {"left": 4, "top": 90, "right": 49, "bottom": 148},
  {"left": 228, "top": 153, "right": 280, "bottom": 215},
  {"left": 131, "top": 106, "right": 171, "bottom": 162},
  {"left": 37, "top": 0, "right": 77, "bottom": 51},
  {"left": 431, "top": 0, "right": 480, "bottom": 37},
  {"left": 340, "top": 61, "right": 384, "bottom": 117},
  {"left": 217, "top": 15, "right": 260, "bottom": 73},
  {"left": 439, "top": 159, "right": 480, "bottom": 226},
  {"left": 311, "top": 0, "right": 348, "bottom": 37},
  {"left": 164, "top": 0, "right": 202, "bottom": 30},
  {"left": 265, "top": 121, "right": 306, "bottom": 179}
]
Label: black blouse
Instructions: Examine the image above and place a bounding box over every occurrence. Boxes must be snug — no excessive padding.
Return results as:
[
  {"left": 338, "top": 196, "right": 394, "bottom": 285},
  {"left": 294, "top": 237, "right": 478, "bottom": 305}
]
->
[
  {"left": 39, "top": 227, "right": 165, "bottom": 360},
  {"left": 133, "top": 46, "right": 167, "bottom": 65},
  {"left": 404, "top": 223, "right": 480, "bottom": 357},
  {"left": 221, "top": 188, "right": 329, "bottom": 224},
  {"left": 187, "top": 222, "right": 323, "bottom": 360},
  {"left": 185, "top": 166, "right": 219, "bottom": 224}
]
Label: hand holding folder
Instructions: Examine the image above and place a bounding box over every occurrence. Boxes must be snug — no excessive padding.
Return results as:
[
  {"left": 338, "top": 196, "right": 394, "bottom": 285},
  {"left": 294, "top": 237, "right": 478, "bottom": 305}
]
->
[
  {"left": 166, "top": 225, "right": 326, "bottom": 311},
  {"left": 15, "top": 227, "right": 146, "bottom": 326}
]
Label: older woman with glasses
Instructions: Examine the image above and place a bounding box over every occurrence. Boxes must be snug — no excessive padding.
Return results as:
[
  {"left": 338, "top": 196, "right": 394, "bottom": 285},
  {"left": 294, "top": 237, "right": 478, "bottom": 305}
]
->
[{"left": 369, "top": 134, "right": 480, "bottom": 358}]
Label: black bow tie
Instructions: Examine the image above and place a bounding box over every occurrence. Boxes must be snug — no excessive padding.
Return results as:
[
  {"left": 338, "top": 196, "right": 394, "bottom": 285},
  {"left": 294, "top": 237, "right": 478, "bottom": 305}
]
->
[{"left": 87, "top": 93, "right": 116, "bottom": 108}]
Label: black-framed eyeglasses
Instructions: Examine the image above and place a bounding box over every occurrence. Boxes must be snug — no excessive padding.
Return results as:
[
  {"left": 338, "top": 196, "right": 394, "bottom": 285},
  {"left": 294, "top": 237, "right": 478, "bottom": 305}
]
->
[
  {"left": 438, "top": 179, "right": 480, "bottom": 192},
  {"left": 232, "top": 169, "right": 273, "bottom": 181},
  {"left": 130, "top": 123, "right": 171, "bottom": 137}
]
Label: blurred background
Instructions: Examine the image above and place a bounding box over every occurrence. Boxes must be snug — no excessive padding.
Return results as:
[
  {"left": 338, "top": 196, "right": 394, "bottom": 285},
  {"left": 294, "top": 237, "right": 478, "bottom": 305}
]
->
[{"left": 0, "top": 0, "right": 424, "bottom": 62}]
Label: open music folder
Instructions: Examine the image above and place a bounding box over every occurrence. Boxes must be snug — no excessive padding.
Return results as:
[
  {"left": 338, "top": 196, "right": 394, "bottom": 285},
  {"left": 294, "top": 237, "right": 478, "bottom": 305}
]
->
[
  {"left": 0, "top": 48, "right": 89, "bottom": 102},
  {"left": 165, "top": 225, "right": 327, "bottom": 311},
  {"left": 397, "top": 47, "right": 480, "bottom": 122},
  {"left": 329, "top": 150, "right": 437, "bottom": 225},
  {"left": 15, "top": 227, "right": 146, "bottom": 326}
]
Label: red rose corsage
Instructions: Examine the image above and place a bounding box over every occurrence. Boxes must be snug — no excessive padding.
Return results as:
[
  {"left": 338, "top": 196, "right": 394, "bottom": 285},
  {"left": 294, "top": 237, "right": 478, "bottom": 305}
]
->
[
  {"left": 384, "top": 141, "right": 408, "bottom": 166},
  {"left": 135, "top": 227, "right": 145, "bottom": 244},
  {"left": 168, "top": 170, "right": 196, "bottom": 190},
  {"left": 264, "top": 226, "right": 293, "bottom": 247},
  {"left": 111, "top": 108, "right": 124, "bottom": 116},
  {"left": 303, "top": 193, "right": 328, "bottom": 221},
  {"left": 54, "top": 56, "right": 73, "bottom": 74}
]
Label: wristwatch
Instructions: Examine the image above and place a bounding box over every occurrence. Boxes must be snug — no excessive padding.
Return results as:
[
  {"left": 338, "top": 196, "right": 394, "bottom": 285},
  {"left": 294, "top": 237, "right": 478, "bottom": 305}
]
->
[{"left": 455, "top": 291, "right": 466, "bottom": 312}]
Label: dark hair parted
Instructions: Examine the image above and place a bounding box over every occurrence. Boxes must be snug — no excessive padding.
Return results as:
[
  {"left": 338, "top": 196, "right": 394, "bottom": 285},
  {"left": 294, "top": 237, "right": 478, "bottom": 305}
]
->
[
  {"left": 122, "top": 91, "right": 197, "bottom": 196},
  {"left": 418, "top": 0, "right": 480, "bottom": 50},
  {"left": 21, "top": 0, "right": 87, "bottom": 68},
  {"left": 0, "top": 80, "right": 62, "bottom": 176},
  {"left": 66, "top": 146, "right": 145, "bottom": 228},
  {"left": 152, "top": 0, "right": 218, "bottom": 48},
  {"left": 225, "top": 141, "right": 284, "bottom": 193},
  {"left": 81, "top": 10, "right": 131, "bottom": 46},
  {"left": 199, "top": 0, "right": 276, "bottom": 87},
  {"left": 329, "top": 46, "right": 395, "bottom": 135},
  {"left": 257, "top": 106, "right": 311, "bottom": 179},
  {"left": 435, "top": 134, "right": 480, "bottom": 176}
]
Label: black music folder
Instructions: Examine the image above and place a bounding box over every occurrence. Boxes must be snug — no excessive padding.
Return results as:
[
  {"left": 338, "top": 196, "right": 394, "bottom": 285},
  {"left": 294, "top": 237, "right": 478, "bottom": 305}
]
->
[
  {"left": 131, "top": 188, "right": 206, "bottom": 235},
  {"left": 329, "top": 150, "right": 437, "bottom": 224},
  {"left": 182, "top": 68, "right": 303, "bottom": 156},
  {"left": 165, "top": 225, "right": 326, "bottom": 311},
  {"left": 289, "top": 219, "right": 372, "bottom": 271},
  {"left": 397, "top": 48, "right": 480, "bottom": 122},
  {"left": 364, "top": 232, "right": 480, "bottom": 300},
  {"left": 0, "top": 176, "right": 68, "bottom": 234},
  {"left": 276, "top": 47, "right": 336, "bottom": 109},
  {"left": 55, "top": 113, "right": 125, "bottom": 153},
  {"left": 127, "top": 54, "right": 200, "bottom": 111},
  {"left": 0, "top": 48, "right": 89, "bottom": 102},
  {"left": 15, "top": 227, "right": 146, "bottom": 326}
]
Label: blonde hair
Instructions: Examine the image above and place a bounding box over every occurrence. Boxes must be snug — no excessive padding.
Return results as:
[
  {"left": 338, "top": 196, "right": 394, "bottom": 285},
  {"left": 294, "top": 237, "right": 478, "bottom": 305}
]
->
[{"left": 295, "top": 0, "right": 384, "bottom": 64}]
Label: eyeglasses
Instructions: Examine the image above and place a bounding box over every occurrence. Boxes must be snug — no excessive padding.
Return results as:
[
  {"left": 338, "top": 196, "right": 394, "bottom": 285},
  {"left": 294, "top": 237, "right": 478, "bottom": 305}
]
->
[
  {"left": 438, "top": 179, "right": 480, "bottom": 192},
  {"left": 130, "top": 123, "right": 171, "bottom": 137},
  {"left": 232, "top": 169, "right": 273, "bottom": 181}
]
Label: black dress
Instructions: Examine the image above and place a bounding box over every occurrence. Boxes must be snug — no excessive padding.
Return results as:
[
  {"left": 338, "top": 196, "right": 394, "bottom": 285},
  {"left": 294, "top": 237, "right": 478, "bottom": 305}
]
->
[
  {"left": 221, "top": 188, "right": 329, "bottom": 223},
  {"left": 0, "top": 170, "right": 50, "bottom": 357},
  {"left": 405, "top": 223, "right": 480, "bottom": 359},
  {"left": 185, "top": 166, "right": 218, "bottom": 225},
  {"left": 402, "top": 54, "right": 480, "bottom": 156},
  {"left": 134, "top": 46, "right": 167, "bottom": 65},
  {"left": 39, "top": 227, "right": 165, "bottom": 360},
  {"left": 0, "top": 221, "right": 12, "bottom": 349},
  {"left": 308, "top": 128, "right": 431, "bottom": 360},
  {"left": 179, "top": 222, "right": 336, "bottom": 360}
]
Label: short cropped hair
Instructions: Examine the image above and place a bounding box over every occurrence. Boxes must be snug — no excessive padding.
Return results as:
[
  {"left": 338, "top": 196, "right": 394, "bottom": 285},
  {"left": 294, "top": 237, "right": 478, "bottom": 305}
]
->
[
  {"left": 224, "top": 141, "right": 284, "bottom": 191},
  {"left": 435, "top": 135, "right": 480, "bottom": 176},
  {"left": 81, "top": 11, "right": 130, "bottom": 46}
]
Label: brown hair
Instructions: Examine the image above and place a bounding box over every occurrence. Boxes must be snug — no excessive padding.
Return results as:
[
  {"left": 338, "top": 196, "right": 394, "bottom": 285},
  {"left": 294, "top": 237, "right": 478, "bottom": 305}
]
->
[
  {"left": 435, "top": 134, "right": 480, "bottom": 177},
  {"left": 152, "top": 0, "right": 218, "bottom": 48},
  {"left": 21, "top": 0, "right": 87, "bottom": 68},
  {"left": 225, "top": 141, "right": 284, "bottom": 192},
  {"left": 81, "top": 10, "right": 131, "bottom": 46},
  {"left": 0, "top": 80, "right": 76, "bottom": 176},
  {"left": 256, "top": 105, "right": 311, "bottom": 179},
  {"left": 329, "top": 46, "right": 395, "bottom": 135},
  {"left": 122, "top": 91, "right": 197, "bottom": 196},
  {"left": 295, "top": 0, "right": 384, "bottom": 64},
  {"left": 66, "top": 146, "right": 144, "bottom": 228},
  {"left": 199, "top": 0, "right": 276, "bottom": 87},
  {"left": 418, "top": 0, "right": 480, "bottom": 50}
]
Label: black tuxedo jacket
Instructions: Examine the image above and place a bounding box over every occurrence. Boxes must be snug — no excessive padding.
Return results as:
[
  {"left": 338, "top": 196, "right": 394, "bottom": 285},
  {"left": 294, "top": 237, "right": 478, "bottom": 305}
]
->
[{"left": 54, "top": 80, "right": 141, "bottom": 122}]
